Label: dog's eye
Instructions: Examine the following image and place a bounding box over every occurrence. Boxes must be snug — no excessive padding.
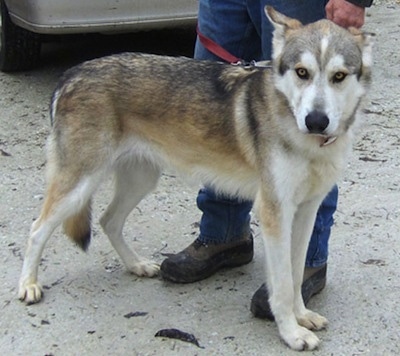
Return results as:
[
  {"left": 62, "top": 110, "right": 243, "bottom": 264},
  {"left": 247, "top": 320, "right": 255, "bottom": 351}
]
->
[
  {"left": 333, "top": 72, "right": 347, "bottom": 83},
  {"left": 295, "top": 68, "right": 309, "bottom": 80}
]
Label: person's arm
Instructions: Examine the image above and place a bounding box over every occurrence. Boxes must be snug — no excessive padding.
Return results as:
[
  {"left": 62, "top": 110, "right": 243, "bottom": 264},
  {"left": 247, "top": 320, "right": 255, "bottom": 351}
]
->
[{"left": 326, "top": 0, "right": 373, "bottom": 28}]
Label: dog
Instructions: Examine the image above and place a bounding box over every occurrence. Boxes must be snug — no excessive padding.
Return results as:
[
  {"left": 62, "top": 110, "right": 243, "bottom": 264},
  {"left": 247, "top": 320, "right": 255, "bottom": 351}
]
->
[{"left": 18, "top": 6, "right": 372, "bottom": 351}]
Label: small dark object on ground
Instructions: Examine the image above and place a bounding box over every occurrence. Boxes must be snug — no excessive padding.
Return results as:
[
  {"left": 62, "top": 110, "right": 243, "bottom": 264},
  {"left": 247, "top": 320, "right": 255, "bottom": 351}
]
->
[
  {"left": 155, "top": 328, "right": 203, "bottom": 348},
  {"left": 123, "top": 311, "right": 148, "bottom": 319}
]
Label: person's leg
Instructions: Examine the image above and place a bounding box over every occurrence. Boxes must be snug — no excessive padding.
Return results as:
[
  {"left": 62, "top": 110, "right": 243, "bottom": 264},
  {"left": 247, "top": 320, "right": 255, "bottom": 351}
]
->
[
  {"left": 305, "top": 185, "right": 338, "bottom": 268},
  {"left": 160, "top": 187, "right": 254, "bottom": 283},
  {"left": 196, "top": 188, "right": 252, "bottom": 244},
  {"left": 160, "top": 0, "right": 259, "bottom": 283}
]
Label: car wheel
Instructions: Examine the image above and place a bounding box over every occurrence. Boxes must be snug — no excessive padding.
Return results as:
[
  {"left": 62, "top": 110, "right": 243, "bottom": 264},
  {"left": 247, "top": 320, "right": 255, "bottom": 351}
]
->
[{"left": 0, "top": 0, "right": 41, "bottom": 72}]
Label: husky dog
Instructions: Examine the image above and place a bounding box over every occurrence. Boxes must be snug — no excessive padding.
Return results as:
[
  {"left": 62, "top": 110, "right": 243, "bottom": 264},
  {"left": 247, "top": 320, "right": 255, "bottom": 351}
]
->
[{"left": 18, "top": 7, "right": 372, "bottom": 351}]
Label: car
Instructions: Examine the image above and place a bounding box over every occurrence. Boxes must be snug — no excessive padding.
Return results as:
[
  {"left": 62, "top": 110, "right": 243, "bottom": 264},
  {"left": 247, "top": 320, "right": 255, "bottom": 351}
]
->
[{"left": 0, "top": 0, "right": 198, "bottom": 72}]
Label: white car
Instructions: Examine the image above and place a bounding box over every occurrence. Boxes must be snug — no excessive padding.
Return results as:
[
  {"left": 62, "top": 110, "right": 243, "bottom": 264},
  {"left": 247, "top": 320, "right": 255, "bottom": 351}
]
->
[{"left": 0, "top": 0, "right": 198, "bottom": 71}]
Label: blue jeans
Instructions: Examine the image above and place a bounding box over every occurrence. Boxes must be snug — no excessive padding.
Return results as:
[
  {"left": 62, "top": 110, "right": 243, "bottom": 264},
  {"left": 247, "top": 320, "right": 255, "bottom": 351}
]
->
[{"left": 195, "top": 0, "right": 336, "bottom": 268}]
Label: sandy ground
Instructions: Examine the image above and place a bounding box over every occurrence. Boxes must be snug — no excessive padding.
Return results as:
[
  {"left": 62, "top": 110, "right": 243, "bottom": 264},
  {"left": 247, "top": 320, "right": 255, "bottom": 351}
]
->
[{"left": 1, "top": 3, "right": 399, "bottom": 355}]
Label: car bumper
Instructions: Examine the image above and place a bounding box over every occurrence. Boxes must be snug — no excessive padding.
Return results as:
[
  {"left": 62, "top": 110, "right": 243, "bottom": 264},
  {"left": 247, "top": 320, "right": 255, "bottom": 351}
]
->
[{"left": 6, "top": 0, "right": 198, "bottom": 34}]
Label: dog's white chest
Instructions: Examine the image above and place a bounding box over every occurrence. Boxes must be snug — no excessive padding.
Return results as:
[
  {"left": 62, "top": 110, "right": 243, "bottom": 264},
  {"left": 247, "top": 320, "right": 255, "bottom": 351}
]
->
[{"left": 270, "top": 150, "right": 337, "bottom": 205}]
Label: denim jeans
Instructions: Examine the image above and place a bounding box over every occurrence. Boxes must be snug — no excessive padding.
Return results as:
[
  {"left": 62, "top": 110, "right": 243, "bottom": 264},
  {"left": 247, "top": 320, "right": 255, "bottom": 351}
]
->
[{"left": 195, "top": 0, "right": 336, "bottom": 268}]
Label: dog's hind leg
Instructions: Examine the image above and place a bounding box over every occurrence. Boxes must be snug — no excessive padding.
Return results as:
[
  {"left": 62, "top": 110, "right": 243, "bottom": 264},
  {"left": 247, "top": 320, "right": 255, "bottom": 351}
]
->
[
  {"left": 18, "top": 172, "right": 103, "bottom": 304},
  {"left": 100, "top": 159, "right": 161, "bottom": 277}
]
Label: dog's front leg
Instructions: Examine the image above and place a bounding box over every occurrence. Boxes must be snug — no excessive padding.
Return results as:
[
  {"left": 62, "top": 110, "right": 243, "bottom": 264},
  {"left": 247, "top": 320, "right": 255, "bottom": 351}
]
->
[
  {"left": 255, "top": 191, "right": 320, "bottom": 351},
  {"left": 291, "top": 198, "right": 328, "bottom": 331}
]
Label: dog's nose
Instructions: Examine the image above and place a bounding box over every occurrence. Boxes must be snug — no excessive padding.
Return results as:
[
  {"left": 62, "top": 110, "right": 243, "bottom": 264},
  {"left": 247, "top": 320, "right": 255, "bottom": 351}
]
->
[{"left": 305, "top": 111, "right": 329, "bottom": 134}]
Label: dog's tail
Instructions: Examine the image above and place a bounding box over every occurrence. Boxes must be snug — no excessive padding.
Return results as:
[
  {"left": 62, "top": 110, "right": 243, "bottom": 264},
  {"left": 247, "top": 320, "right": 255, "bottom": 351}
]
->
[{"left": 62, "top": 200, "right": 92, "bottom": 251}]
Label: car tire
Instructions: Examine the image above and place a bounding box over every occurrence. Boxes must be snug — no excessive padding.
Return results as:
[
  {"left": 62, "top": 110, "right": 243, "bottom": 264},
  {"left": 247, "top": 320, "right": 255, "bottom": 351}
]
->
[{"left": 0, "top": 0, "right": 41, "bottom": 72}]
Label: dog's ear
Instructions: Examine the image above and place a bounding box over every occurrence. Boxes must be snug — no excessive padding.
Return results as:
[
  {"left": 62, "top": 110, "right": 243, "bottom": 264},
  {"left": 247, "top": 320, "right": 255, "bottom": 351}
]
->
[
  {"left": 265, "top": 6, "right": 303, "bottom": 60},
  {"left": 348, "top": 27, "right": 373, "bottom": 85},
  {"left": 348, "top": 27, "right": 373, "bottom": 69}
]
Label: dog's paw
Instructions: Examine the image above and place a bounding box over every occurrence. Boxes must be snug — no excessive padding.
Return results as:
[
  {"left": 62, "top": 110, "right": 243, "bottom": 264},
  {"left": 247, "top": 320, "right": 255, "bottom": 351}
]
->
[
  {"left": 297, "top": 310, "right": 328, "bottom": 331},
  {"left": 18, "top": 282, "right": 43, "bottom": 304},
  {"left": 282, "top": 326, "right": 321, "bottom": 351},
  {"left": 128, "top": 259, "right": 160, "bottom": 277}
]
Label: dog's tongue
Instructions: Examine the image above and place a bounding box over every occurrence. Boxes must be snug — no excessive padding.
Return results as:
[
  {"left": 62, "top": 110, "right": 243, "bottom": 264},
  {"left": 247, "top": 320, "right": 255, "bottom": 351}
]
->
[{"left": 320, "top": 136, "right": 337, "bottom": 147}]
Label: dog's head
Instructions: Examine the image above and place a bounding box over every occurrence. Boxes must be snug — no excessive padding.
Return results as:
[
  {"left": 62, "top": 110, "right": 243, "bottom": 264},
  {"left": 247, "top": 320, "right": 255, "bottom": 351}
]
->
[{"left": 265, "top": 6, "right": 372, "bottom": 147}]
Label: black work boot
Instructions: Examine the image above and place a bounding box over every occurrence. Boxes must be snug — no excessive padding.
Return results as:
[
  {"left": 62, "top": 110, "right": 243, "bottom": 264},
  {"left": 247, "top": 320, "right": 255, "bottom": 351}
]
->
[
  {"left": 250, "top": 264, "right": 327, "bottom": 320},
  {"left": 160, "top": 235, "right": 253, "bottom": 283}
]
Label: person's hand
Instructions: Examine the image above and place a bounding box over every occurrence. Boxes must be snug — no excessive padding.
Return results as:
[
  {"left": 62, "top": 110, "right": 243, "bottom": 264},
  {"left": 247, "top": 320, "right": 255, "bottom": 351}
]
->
[{"left": 325, "top": 0, "right": 366, "bottom": 28}]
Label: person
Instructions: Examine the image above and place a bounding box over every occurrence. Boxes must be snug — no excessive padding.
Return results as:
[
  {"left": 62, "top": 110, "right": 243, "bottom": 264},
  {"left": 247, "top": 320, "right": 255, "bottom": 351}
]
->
[{"left": 160, "top": 0, "right": 372, "bottom": 320}]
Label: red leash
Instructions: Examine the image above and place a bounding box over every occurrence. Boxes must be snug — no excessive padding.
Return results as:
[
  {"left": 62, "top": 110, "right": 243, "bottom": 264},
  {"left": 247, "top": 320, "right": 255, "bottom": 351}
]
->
[
  {"left": 196, "top": 26, "right": 271, "bottom": 68},
  {"left": 196, "top": 25, "right": 242, "bottom": 64}
]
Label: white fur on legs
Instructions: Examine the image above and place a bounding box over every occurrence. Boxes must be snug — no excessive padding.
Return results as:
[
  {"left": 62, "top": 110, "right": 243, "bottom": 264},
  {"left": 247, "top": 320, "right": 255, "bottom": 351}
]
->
[
  {"left": 18, "top": 221, "right": 53, "bottom": 303},
  {"left": 19, "top": 174, "right": 102, "bottom": 304},
  {"left": 257, "top": 191, "right": 322, "bottom": 351},
  {"left": 263, "top": 241, "right": 322, "bottom": 350},
  {"left": 100, "top": 159, "right": 161, "bottom": 277},
  {"left": 291, "top": 198, "right": 328, "bottom": 331}
]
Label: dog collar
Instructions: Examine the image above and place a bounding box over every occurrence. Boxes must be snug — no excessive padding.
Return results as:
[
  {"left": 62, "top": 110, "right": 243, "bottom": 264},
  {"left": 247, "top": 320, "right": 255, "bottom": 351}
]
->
[{"left": 231, "top": 60, "right": 272, "bottom": 69}]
